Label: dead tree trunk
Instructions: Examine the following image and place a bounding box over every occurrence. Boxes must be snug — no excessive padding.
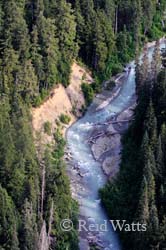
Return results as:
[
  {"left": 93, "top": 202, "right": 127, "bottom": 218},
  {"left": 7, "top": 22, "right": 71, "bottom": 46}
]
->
[
  {"left": 41, "top": 161, "right": 46, "bottom": 219},
  {"left": 48, "top": 200, "right": 54, "bottom": 247},
  {"left": 38, "top": 221, "right": 49, "bottom": 250},
  {"left": 114, "top": 6, "right": 118, "bottom": 34}
]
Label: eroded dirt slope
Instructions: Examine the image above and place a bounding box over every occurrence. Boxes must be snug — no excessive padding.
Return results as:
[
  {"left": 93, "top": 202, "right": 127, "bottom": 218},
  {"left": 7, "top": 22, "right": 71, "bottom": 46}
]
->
[{"left": 32, "top": 62, "right": 93, "bottom": 145}]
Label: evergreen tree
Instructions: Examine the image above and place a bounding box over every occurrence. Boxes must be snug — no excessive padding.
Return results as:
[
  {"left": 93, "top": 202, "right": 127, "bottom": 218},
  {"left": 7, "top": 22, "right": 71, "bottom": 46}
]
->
[
  {"left": 54, "top": 0, "right": 77, "bottom": 85},
  {"left": 151, "top": 40, "right": 161, "bottom": 82},
  {"left": 92, "top": 9, "right": 114, "bottom": 72},
  {"left": 137, "top": 176, "right": 149, "bottom": 224},
  {"left": 2, "top": 0, "right": 30, "bottom": 60},
  {"left": 30, "top": 24, "right": 44, "bottom": 92},
  {"left": 160, "top": 217, "right": 166, "bottom": 249},
  {"left": 156, "top": 135, "right": 164, "bottom": 183},
  {"left": 135, "top": 176, "right": 149, "bottom": 249},
  {"left": 36, "top": 14, "right": 59, "bottom": 89},
  {"left": 0, "top": 185, "right": 18, "bottom": 250},
  {"left": 141, "top": 130, "right": 149, "bottom": 163},
  {"left": 15, "top": 60, "right": 39, "bottom": 102},
  {"left": 153, "top": 69, "right": 166, "bottom": 126},
  {"left": 143, "top": 159, "right": 156, "bottom": 205},
  {"left": 133, "top": 0, "right": 142, "bottom": 45},
  {"left": 22, "top": 200, "right": 38, "bottom": 250},
  {"left": 136, "top": 46, "right": 150, "bottom": 96},
  {"left": 149, "top": 203, "right": 160, "bottom": 249},
  {"left": 0, "top": 97, "right": 15, "bottom": 186},
  {"left": 142, "top": 0, "right": 156, "bottom": 35},
  {"left": 11, "top": 224, "right": 20, "bottom": 250},
  {"left": 0, "top": 47, "right": 19, "bottom": 95},
  {"left": 161, "top": 123, "right": 166, "bottom": 167},
  {"left": 145, "top": 100, "right": 157, "bottom": 151}
]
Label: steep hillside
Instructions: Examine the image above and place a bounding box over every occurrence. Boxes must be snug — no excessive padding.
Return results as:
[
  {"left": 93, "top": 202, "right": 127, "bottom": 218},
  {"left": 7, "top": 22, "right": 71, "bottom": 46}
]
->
[{"left": 32, "top": 62, "right": 93, "bottom": 145}]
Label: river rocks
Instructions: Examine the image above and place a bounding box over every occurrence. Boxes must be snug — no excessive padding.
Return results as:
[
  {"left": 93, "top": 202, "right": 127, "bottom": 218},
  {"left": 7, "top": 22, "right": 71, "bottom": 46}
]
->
[
  {"left": 91, "top": 136, "right": 112, "bottom": 160},
  {"left": 90, "top": 101, "right": 135, "bottom": 178},
  {"left": 79, "top": 237, "right": 90, "bottom": 250},
  {"left": 103, "top": 156, "right": 120, "bottom": 177},
  {"left": 117, "top": 104, "right": 135, "bottom": 122},
  {"left": 90, "top": 121, "right": 121, "bottom": 177},
  {"left": 64, "top": 151, "right": 73, "bottom": 161},
  {"left": 91, "top": 133, "right": 121, "bottom": 177},
  {"left": 87, "top": 233, "right": 105, "bottom": 249},
  {"left": 96, "top": 87, "right": 121, "bottom": 111}
]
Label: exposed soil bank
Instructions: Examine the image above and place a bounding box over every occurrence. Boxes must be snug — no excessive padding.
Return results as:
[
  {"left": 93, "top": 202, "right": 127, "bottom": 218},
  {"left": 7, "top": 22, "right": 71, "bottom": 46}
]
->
[{"left": 32, "top": 62, "right": 93, "bottom": 145}]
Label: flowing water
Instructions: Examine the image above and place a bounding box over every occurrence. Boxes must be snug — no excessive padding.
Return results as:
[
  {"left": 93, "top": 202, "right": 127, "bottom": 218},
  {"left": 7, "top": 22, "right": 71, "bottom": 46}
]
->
[{"left": 66, "top": 41, "right": 166, "bottom": 250}]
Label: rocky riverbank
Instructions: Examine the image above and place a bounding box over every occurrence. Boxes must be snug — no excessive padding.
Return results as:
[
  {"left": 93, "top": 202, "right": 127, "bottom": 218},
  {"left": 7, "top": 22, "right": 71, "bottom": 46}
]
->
[
  {"left": 88, "top": 37, "right": 165, "bottom": 179},
  {"left": 90, "top": 100, "right": 136, "bottom": 179}
]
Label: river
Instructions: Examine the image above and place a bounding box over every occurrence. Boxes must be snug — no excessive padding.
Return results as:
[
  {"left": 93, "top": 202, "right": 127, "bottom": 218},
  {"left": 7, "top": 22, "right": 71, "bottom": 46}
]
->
[{"left": 65, "top": 40, "right": 166, "bottom": 250}]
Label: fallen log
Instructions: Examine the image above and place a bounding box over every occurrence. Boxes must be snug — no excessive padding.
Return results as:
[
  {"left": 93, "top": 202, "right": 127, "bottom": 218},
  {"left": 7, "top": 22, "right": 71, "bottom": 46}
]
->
[
  {"left": 95, "top": 118, "right": 134, "bottom": 126},
  {"left": 108, "top": 118, "right": 134, "bottom": 124},
  {"left": 87, "top": 132, "right": 105, "bottom": 142},
  {"left": 87, "top": 131, "right": 118, "bottom": 144}
]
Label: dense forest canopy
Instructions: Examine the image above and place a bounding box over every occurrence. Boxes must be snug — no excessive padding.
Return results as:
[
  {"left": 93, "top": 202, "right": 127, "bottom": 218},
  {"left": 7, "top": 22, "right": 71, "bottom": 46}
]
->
[
  {"left": 0, "top": 0, "right": 165, "bottom": 249},
  {"left": 0, "top": 0, "right": 165, "bottom": 104}
]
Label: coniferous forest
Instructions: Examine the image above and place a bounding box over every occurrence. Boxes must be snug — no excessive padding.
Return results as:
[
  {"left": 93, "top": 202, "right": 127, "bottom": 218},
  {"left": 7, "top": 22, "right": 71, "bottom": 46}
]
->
[{"left": 0, "top": 0, "right": 166, "bottom": 250}]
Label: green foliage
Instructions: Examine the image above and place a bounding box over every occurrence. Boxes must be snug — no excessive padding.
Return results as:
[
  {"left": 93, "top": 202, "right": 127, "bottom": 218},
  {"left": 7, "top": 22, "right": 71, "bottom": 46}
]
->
[
  {"left": 91, "top": 79, "right": 101, "bottom": 93},
  {"left": 105, "top": 53, "right": 123, "bottom": 77},
  {"left": 59, "top": 113, "right": 71, "bottom": 124},
  {"left": 43, "top": 121, "right": 52, "bottom": 135},
  {"left": 0, "top": 185, "right": 19, "bottom": 250},
  {"left": 21, "top": 200, "right": 38, "bottom": 250},
  {"left": 81, "top": 83, "right": 94, "bottom": 106},
  {"left": 33, "top": 95, "right": 42, "bottom": 107}
]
